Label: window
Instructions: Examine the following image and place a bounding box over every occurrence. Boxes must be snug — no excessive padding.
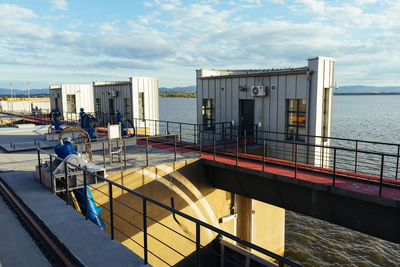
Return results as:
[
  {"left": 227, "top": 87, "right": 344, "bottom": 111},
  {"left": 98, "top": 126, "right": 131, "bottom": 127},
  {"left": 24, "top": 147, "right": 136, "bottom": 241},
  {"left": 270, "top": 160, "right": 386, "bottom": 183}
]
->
[
  {"left": 202, "top": 99, "right": 215, "bottom": 130},
  {"left": 322, "top": 88, "right": 330, "bottom": 137},
  {"left": 95, "top": 98, "right": 101, "bottom": 115},
  {"left": 138, "top": 93, "right": 145, "bottom": 120},
  {"left": 124, "top": 98, "right": 130, "bottom": 119},
  {"left": 287, "top": 99, "right": 306, "bottom": 141},
  {"left": 66, "top": 94, "right": 76, "bottom": 113}
]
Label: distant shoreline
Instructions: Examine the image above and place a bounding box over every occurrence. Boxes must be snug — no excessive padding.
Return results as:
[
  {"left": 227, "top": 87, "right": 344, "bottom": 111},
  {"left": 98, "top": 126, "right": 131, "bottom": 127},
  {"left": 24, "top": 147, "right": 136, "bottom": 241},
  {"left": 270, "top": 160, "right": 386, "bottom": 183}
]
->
[{"left": 334, "top": 92, "right": 400, "bottom": 95}]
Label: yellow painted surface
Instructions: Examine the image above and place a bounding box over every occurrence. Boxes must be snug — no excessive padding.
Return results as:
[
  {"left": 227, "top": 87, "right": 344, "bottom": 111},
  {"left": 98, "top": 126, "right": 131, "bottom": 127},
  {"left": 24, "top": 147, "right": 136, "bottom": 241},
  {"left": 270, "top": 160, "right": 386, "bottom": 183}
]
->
[
  {"left": 252, "top": 199, "right": 285, "bottom": 258},
  {"left": 90, "top": 159, "right": 285, "bottom": 266},
  {"left": 136, "top": 127, "right": 150, "bottom": 135}
]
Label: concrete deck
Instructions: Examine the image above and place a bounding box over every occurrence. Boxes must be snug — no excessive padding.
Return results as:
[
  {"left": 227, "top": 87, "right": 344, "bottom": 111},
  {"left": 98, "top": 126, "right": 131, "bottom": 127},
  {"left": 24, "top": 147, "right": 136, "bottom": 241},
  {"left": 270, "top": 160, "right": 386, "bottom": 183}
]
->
[
  {"left": 0, "top": 197, "right": 51, "bottom": 267},
  {"left": 0, "top": 171, "right": 147, "bottom": 267}
]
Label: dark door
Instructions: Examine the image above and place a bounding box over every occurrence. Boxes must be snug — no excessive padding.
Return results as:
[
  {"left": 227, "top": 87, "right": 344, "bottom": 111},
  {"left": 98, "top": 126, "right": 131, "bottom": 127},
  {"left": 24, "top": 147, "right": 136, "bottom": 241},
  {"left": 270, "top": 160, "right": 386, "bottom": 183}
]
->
[
  {"left": 239, "top": 100, "right": 254, "bottom": 137},
  {"left": 109, "top": 98, "right": 115, "bottom": 124}
]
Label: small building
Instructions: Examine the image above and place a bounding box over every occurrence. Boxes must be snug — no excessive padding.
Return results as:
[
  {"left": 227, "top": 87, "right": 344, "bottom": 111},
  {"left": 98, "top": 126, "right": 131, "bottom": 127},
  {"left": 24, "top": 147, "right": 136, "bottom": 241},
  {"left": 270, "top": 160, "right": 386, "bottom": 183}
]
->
[
  {"left": 196, "top": 57, "right": 335, "bottom": 166},
  {"left": 49, "top": 84, "right": 94, "bottom": 120},
  {"left": 93, "top": 77, "right": 159, "bottom": 134}
]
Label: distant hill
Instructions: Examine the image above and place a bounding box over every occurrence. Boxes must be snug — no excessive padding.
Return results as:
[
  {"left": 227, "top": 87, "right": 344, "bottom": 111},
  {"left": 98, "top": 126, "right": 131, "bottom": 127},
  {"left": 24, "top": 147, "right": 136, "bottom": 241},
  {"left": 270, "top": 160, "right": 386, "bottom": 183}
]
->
[
  {"left": 0, "top": 88, "right": 49, "bottom": 96},
  {"left": 336, "top": 85, "right": 400, "bottom": 94},
  {"left": 159, "top": 85, "right": 196, "bottom": 92}
]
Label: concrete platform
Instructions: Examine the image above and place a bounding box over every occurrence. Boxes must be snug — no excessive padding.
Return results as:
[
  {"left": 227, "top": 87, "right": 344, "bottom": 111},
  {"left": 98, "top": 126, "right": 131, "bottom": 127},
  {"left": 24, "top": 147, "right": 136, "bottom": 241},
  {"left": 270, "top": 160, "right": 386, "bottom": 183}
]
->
[
  {"left": 0, "top": 140, "right": 57, "bottom": 152},
  {"left": 0, "top": 197, "right": 51, "bottom": 267},
  {"left": 0, "top": 171, "right": 147, "bottom": 267}
]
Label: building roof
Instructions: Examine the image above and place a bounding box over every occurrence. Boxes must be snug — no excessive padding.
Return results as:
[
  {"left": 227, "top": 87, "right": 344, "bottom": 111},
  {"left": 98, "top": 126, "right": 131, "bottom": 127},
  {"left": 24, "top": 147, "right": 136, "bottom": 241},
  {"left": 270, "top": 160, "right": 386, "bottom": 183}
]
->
[
  {"left": 93, "top": 81, "right": 131, "bottom": 87},
  {"left": 198, "top": 67, "right": 310, "bottom": 79}
]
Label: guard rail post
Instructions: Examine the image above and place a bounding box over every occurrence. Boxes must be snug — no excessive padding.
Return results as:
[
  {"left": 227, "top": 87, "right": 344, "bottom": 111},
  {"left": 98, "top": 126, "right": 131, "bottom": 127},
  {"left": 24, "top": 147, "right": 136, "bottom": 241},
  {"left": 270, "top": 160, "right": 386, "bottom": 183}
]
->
[
  {"left": 379, "top": 154, "right": 384, "bottom": 197},
  {"left": 143, "top": 199, "right": 148, "bottom": 265},
  {"left": 37, "top": 150, "right": 42, "bottom": 184},
  {"left": 64, "top": 161, "right": 69, "bottom": 206},
  {"left": 196, "top": 223, "right": 200, "bottom": 267},
  {"left": 83, "top": 169, "right": 88, "bottom": 220},
  {"left": 333, "top": 148, "right": 337, "bottom": 186},
  {"left": 109, "top": 182, "right": 114, "bottom": 240},
  {"left": 355, "top": 140, "right": 359, "bottom": 173},
  {"left": 262, "top": 140, "right": 266, "bottom": 171}
]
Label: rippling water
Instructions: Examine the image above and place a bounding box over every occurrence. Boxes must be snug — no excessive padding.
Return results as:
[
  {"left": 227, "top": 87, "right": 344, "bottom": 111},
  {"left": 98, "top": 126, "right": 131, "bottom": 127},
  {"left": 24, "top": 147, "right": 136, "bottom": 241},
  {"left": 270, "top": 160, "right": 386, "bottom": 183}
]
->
[{"left": 159, "top": 96, "right": 400, "bottom": 266}]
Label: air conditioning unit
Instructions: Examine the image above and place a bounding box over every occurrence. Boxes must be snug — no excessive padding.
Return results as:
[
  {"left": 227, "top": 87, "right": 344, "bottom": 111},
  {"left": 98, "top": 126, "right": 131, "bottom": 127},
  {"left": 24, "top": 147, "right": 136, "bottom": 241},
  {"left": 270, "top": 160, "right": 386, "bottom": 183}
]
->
[
  {"left": 251, "top": 86, "right": 266, "bottom": 97},
  {"left": 108, "top": 91, "right": 119, "bottom": 97}
]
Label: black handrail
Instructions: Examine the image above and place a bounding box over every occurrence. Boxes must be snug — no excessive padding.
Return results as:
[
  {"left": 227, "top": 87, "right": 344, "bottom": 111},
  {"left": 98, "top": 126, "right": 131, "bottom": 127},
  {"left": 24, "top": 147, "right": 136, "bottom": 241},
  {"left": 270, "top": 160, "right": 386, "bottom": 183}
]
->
[{"left": 38, "top": 148, "right": 300, "bottom": 267}]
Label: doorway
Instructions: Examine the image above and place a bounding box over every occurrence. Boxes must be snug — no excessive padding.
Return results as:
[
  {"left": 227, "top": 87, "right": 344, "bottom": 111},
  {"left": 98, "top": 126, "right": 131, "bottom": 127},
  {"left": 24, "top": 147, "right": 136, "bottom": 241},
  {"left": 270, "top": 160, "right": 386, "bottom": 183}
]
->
[{"left": 239, "top": 100, "right": 254, "bottom": 137}]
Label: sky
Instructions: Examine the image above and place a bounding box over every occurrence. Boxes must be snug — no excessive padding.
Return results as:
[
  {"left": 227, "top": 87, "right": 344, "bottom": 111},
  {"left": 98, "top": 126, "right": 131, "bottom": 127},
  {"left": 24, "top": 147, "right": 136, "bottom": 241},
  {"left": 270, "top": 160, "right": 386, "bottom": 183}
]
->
[{"left": 0, "top": 0, "right": 399, "bottom": 89}]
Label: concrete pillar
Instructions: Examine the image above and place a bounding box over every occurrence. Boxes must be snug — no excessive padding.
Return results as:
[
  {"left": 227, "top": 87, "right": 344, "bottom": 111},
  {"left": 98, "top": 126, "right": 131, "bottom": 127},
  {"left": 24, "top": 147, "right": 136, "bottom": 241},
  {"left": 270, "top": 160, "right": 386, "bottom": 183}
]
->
[
  {"left": 236, "top": 195, "right": 285, "bottom": 257},
  {"left": 236, "top": 195, "right": 253, "bottom": 249}
]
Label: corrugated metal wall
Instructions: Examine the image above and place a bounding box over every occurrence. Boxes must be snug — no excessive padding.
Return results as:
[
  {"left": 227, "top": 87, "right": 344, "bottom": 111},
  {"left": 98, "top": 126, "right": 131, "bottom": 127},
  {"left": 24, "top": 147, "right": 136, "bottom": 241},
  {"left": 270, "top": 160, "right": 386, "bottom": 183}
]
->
[
  {"left": 93, "top": 82, "right": 132, "bottom": 124},
  {"left": 197, "top": 73, "right": 309, "bottom": 137},
  {"left": 93, "top": 77, "right": 159, "bottom": 133}
]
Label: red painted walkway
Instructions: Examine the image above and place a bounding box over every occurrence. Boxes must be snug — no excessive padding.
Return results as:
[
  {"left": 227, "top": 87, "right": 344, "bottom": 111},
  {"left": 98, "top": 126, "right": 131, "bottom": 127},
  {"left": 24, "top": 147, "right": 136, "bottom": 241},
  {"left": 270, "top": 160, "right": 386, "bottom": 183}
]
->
[
  {"left": 138, "top": 138, "right": 400, "bottom": 203},
  {"left": 6, "top": 113, "right": 400, "bottom": 203}
]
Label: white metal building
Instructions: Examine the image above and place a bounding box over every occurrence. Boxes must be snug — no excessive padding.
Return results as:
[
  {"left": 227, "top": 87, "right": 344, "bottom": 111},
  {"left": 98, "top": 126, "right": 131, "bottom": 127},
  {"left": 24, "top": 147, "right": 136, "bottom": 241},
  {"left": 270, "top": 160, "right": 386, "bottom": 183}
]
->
[
  {"left": 49, "top": 84, "right": 94, "bottom": 120},
  {"left": 93, "top": 77, "right": 159, "bottom": 134},
  {"left": 196, "top": 57, "right": 335, "bottom": 166}
]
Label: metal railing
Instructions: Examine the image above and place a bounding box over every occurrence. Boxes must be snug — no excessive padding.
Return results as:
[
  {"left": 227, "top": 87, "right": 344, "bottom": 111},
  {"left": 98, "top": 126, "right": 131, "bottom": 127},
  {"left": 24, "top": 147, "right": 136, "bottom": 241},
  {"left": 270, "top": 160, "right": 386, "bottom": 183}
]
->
[
  {"left": 37, "top": 148, "right": 300, "bottom": 267},
  {"left": 198, "top": 131, "right": 400, "bottom": 198}
]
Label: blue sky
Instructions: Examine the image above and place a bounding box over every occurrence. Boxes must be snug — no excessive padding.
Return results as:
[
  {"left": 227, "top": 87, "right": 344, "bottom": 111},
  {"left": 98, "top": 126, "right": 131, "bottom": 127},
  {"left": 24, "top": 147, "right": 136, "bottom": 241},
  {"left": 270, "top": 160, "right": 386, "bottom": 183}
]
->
[{"left": 0, "top": 0, "right": 399, "bottom": 89}]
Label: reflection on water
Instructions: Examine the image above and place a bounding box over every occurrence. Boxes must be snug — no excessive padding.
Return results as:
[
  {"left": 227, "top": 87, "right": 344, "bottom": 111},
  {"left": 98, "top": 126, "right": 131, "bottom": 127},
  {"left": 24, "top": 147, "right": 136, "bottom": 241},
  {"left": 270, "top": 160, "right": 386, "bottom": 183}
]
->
[{"left": 159, "top": 96, "right": 400, "bottom": 266}]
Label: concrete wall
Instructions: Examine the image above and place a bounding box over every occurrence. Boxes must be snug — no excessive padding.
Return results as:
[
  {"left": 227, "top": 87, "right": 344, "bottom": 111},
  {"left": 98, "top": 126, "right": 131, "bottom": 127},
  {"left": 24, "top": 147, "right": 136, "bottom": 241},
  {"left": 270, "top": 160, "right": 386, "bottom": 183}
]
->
[
  {"left": 0, "top": 100, "right": 50, "bottom": 113},
  {"left": 90, "top": 159, "right": 284, "bottom": 266}
]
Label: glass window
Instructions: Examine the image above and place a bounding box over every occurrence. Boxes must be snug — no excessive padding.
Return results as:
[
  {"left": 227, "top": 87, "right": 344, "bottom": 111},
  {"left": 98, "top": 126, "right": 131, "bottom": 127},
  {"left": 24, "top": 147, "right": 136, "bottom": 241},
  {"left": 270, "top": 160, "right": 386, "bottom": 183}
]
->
[
  {"left": 202, "top": 99, "right": 215, "bottom": 130},
  {"left": 287, "top": 99, "right": 306, "bottom": 141},
  {"left": 138, "top": 93, "right": 145, "bottom": 120},
  {"left": 66, "top": 94, "right": 76, "bottom": 113}
]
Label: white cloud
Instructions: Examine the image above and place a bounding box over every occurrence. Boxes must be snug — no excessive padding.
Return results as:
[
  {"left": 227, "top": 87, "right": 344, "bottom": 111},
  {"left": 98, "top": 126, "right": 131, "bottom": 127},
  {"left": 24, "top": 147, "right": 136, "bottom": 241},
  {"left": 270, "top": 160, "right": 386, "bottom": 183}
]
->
[{"left": 49, "top": 0, "right": 68, "bottom": 11}]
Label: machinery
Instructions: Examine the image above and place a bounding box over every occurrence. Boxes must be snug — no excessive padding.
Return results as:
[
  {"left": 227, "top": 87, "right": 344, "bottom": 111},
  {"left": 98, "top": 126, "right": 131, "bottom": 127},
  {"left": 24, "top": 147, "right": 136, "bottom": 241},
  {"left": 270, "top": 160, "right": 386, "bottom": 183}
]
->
[
  {"left": 38, "top": 126, "right": 106, "bottom": 230},
  {"left": 115, "top": 110, "right": 135, "bottom": 137},
  {"left": 79, "top": 108, "right": 97, "bottom": 140},
  {"left": 50, "top": 110, "right": 62, "bottom": 133}
]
